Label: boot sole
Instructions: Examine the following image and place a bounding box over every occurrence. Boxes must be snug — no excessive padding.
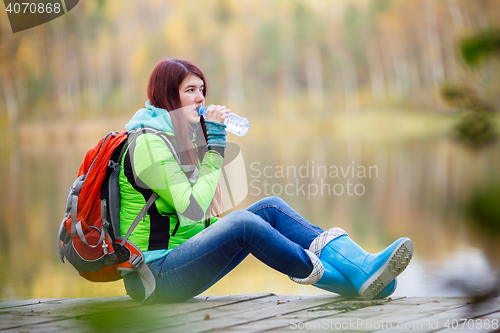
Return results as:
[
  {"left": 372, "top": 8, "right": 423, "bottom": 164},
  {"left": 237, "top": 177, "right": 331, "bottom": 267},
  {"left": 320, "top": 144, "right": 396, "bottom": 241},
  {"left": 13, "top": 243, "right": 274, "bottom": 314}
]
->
[{"left": 358, "top": 238, "right": 413, "bottom": 301}]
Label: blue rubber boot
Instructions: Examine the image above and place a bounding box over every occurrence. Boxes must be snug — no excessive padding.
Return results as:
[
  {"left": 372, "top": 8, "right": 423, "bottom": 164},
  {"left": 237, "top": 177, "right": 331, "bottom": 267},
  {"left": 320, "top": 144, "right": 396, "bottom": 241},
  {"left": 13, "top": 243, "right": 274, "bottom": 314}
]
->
[
  {"left": 376, "top": 279, "right": 397, "bottom": 299},
  {"left": 312, "top": 259, "right": 356, "bottom": 297},
  {"left": 289, "top": 248, "right": 397, "bottom": 299},
  {"left": 310, "top": 228, "right": 413, "bottom": 301},
  {"left": 373, "top": 279, "right": 397, "bottom": 299},
  {"left": 314, "top": 260, "right": 397, "bottom": 299}
]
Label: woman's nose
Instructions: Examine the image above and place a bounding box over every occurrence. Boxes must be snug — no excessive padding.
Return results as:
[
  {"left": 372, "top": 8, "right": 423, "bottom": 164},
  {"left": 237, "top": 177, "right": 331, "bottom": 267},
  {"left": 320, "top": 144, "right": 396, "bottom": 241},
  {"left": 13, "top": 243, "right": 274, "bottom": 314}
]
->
[{"left": 195, "top": 91, "right": 205, "bottom": 103}]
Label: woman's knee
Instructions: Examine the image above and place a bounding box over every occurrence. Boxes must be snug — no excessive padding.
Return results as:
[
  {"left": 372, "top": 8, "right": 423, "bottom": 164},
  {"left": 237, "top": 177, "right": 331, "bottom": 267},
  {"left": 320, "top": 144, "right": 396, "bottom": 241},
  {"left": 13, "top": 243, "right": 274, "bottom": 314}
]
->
[
  {"left": 224, "top": 210, "right": 268, "bottom": 233},
  {"left": 256, "top": 196, "right": 287, "bottom": 208}
]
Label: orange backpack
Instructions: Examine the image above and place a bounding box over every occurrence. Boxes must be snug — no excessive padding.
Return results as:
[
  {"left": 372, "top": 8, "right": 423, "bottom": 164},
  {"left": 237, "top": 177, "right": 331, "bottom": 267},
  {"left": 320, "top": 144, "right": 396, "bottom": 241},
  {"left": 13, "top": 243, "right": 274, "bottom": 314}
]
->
[{"left": 58, "top": 130, "right": 164, "bottom": 302}]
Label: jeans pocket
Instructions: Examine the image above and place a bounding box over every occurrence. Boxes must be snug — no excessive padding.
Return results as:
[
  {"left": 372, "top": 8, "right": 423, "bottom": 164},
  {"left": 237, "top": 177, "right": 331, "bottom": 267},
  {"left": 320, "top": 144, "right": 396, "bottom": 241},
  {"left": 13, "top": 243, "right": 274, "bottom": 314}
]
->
[{"left": 147, "top": 259, "right": 162, "bottom": 275}]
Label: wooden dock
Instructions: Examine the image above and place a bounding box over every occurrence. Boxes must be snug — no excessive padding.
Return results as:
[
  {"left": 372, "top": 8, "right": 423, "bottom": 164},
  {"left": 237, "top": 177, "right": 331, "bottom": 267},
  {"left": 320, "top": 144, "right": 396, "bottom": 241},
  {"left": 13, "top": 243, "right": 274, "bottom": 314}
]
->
[{"left": 1, "top": 294, "right": 499, "bottom": 332}]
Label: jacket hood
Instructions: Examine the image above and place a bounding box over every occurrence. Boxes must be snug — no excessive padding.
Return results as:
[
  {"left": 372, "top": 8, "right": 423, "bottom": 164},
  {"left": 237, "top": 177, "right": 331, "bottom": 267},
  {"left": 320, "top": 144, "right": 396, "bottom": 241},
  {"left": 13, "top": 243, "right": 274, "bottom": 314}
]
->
[{"left": 125, "top": 100, "right": 175, "bottom": 133}]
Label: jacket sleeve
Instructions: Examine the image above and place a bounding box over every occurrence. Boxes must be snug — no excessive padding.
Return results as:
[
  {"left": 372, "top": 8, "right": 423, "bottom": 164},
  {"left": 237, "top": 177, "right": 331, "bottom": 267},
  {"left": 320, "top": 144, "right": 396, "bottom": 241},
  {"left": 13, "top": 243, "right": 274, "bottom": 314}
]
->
[{"left": 130, "top": 133, "right": 223, "bottom": 223}]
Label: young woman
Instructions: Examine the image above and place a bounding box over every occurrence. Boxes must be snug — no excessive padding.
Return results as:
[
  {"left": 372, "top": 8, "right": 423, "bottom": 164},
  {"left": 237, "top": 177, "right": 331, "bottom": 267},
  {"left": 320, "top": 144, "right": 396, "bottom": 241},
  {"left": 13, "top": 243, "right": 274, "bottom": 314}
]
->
[{"left": 120, "top": 58, "right": 414, "bottom": 303}]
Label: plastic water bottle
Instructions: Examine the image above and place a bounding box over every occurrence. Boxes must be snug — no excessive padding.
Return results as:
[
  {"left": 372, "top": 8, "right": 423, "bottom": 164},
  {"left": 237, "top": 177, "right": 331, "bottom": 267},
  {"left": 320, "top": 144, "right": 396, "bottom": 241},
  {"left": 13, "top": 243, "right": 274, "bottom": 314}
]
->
[{"left": 197, "top": 105, "right": 250, "bottom": 136}]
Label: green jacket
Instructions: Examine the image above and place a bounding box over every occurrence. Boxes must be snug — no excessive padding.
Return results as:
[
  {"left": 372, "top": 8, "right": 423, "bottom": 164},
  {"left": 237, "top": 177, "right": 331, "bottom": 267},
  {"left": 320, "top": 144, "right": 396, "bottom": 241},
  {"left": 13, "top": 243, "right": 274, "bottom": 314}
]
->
[{"left": 119, "top": 101, "right": 223, "bottom": 257}]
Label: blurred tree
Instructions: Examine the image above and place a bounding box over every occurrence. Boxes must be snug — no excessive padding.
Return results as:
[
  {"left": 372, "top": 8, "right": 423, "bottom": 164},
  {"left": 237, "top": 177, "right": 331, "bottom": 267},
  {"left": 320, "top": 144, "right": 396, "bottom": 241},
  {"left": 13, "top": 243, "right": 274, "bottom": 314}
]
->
[
  {"left": 441, "top": 27, "right": 499, "bottom": 148},
  {"left": 467, "top": 183, "right": 500, "bottom": 237},
  {"left": 461, "top": 28, "right": 500, "bottom": 65},
  {"left": 1, "top": 0, "right": 500, "bottom": 126},
  {"left": 449, "top": 24, "right": 500, "bottom": 305},
  {"left": 440, "top": 83, "right": 494, "bottom": 112},
  {"left": 454, "top": 111, "right": 496, "bottom": 147}
]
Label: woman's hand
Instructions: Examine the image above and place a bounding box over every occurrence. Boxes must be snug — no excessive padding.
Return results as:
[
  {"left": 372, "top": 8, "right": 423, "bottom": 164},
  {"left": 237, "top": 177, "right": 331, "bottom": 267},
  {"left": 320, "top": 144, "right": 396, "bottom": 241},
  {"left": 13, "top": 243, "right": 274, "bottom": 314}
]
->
[{"left": 205, "top": 105, "right": 230, "bottom": 124}]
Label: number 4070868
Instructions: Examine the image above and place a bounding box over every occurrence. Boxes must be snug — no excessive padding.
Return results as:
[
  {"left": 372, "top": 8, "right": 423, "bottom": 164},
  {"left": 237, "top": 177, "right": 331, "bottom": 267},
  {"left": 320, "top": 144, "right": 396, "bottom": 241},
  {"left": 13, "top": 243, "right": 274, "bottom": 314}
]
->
[
  {"left": 443, "top": 319, "right": 498, "bottom": 330},
  {"left": 6, "top": 2, "right": 61, "bottom": 14}
]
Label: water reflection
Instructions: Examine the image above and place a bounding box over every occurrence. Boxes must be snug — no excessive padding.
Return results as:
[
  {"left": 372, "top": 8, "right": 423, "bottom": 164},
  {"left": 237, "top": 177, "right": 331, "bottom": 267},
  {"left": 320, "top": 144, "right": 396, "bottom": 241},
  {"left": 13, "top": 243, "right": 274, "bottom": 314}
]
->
[{"left": 0, "top": 121, "right": 499, "bottom": 300}]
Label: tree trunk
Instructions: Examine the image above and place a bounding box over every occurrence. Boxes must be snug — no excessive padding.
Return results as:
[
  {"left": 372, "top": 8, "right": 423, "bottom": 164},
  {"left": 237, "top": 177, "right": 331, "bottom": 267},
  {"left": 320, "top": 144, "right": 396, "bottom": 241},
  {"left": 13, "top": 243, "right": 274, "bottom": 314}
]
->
[
  {"left": 366, "top": 41, "right": 386, "bottom": 101},
  {"left": 305, "top": 44, "right": 324, "bottom": 113},
  {"left": 425, "top": 0, "right": 445, "bottom": 86},
  {"left": 446, "top": 0, "right": 464, "bottom": 33},
  {"left": 2, "top": 79, "right": 19, "bottom": 126},
  {"left": 223, "top": 34, "right": 245, "bottom": 108},
  {"left": 337, "top": 52, "right": 360, "bottom": 116}
]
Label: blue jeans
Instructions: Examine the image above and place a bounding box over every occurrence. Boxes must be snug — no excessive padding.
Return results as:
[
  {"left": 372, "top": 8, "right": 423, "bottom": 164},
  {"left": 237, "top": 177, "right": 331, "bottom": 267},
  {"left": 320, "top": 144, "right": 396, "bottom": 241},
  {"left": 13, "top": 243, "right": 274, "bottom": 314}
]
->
[{"left": 124, "top": 196, "right": 324, "bottom": 303}]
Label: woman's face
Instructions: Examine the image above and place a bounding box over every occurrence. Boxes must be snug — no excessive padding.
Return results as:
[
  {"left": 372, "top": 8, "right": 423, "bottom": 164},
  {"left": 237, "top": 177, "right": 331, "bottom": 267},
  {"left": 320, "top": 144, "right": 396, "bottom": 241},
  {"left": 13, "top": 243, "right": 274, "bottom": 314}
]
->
[{"left": 179, "top": 74, "right": 205, "bottom": 124}]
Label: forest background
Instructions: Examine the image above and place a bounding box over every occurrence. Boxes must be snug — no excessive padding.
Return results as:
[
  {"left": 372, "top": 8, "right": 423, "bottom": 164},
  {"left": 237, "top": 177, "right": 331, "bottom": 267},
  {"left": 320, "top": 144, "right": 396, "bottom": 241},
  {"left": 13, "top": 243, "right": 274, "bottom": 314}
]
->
[
  {"left": 1, "top": 0, "right": 499, "bottom": 127},
  {"left": 1, "top": 0, "right": 500, "bottom": 300}
]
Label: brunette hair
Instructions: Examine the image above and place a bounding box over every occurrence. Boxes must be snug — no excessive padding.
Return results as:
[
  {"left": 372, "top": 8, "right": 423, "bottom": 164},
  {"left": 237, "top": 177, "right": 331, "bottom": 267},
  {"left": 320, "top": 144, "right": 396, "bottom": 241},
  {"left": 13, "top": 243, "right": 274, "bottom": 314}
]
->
[{"left": 147, "top": 58, "right": 223, "bottom": 220}]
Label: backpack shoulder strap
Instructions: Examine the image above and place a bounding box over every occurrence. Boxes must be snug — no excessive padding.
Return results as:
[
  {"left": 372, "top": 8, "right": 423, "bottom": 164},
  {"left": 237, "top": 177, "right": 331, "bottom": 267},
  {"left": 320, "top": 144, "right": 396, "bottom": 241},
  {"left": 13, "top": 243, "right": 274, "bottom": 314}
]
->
[
  {"left": 124, "top": 127, "right": 200, "bottom": 242},
  {"left": 118, "top": 127, "right": 183, "bottom": 245},
  {"left": 69, "top": 132, "right": 114, "bottom": 237},
  {"left": 128, "top": 126, "right": 180, "bottom": 163},
  {"left": 129, "top": 127, "right": 199, "bottom": 184},
  {"left": 119, "top": 192, "right": 159, "bottom": 246}
]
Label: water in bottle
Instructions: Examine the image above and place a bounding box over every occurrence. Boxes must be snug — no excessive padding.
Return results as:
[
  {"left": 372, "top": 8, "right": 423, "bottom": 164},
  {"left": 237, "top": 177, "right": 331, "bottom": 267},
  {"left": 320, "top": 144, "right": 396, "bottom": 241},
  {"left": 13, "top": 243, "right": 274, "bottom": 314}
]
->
[{"left": 197, "top": 105, "right": 250, "bottom": 136}]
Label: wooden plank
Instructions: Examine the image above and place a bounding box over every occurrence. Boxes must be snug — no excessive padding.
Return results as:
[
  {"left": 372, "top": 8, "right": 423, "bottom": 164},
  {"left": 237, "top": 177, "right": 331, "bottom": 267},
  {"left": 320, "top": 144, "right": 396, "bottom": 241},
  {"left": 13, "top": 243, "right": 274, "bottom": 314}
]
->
[
  {"left": 373, "top": 296, "right": 500, "bottom": 333},
  {"left": 239, "top": 298, "right": 499, "bottom": 333},
  {"left": 321, "top": 297, "right": 470, "bottom": 322},
  {"left": 0, "top": 297, "right": 140, "bottom": 330},
  {"left": 75, "top": 294, "right": 315, "bottom": 333},
  {"left": 2, "top": 293, "right": 275, "bottom": 333},
  {"left": 46, "top": 294, "right": 338, "bottom": 333},
  {"left": 0, "top": 296, "right": 221, "bottom": 333},
  {"left": 213, "top": 298, "right": 405, "bottom": 332},
  {"left": 259, "top": 297, "right": 471, "bottom": 333},
  {"left": 0, "top": 294, "right": 386, "bottom": 333},
  {"left": 0, "top": 299, "right": 64, "bottom": 310},
  {"left": 206, "top": 305, "right": 346, "bottom": 332},
  {"left": 142, "top": 295, "right": 350, "bottom": 333},
  {"left": 2, "top": 295, "right": 497, "bottom": 333}
]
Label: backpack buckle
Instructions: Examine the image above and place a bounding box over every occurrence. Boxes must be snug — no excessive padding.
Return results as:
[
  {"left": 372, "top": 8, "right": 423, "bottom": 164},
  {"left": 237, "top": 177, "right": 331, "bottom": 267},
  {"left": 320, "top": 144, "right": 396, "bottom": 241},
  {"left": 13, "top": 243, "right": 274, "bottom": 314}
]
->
[
  {"left": 130, "top": 254, "right": 144, "bottom": 268},
  {"left": 108, "top": 160, "right": 119, "bottom": 171},
  {"left": 102, "top": 242, "right": 109, "bottom": 255}
]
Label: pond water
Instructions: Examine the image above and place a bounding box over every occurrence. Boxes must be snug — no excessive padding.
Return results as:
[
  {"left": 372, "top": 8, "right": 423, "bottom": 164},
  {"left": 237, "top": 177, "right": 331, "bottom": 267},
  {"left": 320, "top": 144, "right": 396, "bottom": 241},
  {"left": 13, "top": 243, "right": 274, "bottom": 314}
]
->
[{"left": 0, "top": 118, "right": 499, "bottom": 300}]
